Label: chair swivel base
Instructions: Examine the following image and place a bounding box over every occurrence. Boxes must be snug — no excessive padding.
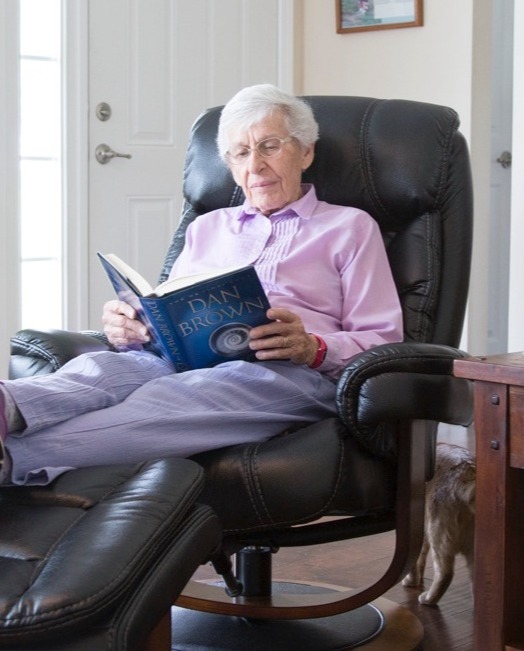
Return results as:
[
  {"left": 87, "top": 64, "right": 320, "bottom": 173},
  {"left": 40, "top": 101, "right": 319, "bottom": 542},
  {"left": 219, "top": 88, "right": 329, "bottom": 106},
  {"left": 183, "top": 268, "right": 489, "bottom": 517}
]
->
[{"left": 171, "top": 582, "right": 423, "bottom": 651}]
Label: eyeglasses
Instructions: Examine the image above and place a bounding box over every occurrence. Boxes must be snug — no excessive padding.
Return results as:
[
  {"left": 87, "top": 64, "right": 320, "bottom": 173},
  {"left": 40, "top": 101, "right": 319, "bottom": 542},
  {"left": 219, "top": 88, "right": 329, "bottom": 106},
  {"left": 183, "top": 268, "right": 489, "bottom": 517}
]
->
[{"left": 225, "top": 136, "right": 293, "bottom": 165}]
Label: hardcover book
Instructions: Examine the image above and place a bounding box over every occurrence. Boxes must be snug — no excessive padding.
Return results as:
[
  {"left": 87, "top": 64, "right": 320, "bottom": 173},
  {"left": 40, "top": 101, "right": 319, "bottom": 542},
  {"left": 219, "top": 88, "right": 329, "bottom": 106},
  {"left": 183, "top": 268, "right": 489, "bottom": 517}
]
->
[{"left": 97, "top": 252, "right": 271, "bottom": 372}]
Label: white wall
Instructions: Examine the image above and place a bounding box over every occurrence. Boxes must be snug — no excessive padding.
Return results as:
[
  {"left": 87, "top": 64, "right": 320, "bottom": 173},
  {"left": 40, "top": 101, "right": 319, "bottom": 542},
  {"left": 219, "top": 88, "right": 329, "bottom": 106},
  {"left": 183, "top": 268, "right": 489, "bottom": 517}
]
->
[{"left": 299, "top": 1, "right": 473, "bottom": 137}]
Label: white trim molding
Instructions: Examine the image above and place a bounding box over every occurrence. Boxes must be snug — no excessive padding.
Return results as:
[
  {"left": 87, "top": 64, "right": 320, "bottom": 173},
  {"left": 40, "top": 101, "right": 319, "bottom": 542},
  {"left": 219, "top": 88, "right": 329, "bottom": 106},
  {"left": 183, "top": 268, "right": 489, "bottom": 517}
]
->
[
  {"left": 0, "top": 0, "right": 21, "bottom": 377},
  {"left": 508, "top": 1, "right": 524, "bottom": 351},
  {"left": 63, "top": 0, "right": 90, "bottom": 331}
]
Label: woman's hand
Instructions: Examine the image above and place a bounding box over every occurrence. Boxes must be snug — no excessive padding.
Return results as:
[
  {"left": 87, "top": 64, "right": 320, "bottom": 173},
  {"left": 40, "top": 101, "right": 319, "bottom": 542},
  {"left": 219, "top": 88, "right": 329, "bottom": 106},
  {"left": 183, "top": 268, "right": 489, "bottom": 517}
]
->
[
  {"left": 102, "top": 300, "right": 150, "bottom": 348},
  {"left": 249, "top": 308, "right": 319, "bottom": 366}
]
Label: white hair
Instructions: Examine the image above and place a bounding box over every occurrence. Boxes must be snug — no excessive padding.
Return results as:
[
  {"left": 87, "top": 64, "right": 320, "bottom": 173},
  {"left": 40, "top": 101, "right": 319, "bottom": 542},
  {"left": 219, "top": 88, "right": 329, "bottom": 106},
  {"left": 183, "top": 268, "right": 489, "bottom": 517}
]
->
[{"left": 216, "top": 84, "right": 319, "bottom": 161}]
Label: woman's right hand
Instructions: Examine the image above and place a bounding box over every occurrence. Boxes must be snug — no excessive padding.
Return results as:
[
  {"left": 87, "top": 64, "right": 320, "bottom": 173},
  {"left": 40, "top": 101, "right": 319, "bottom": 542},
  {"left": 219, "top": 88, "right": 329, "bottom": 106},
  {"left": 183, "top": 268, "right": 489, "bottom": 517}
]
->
[{"left": 102, "top": 299, "right": 150, "bottom": 348}]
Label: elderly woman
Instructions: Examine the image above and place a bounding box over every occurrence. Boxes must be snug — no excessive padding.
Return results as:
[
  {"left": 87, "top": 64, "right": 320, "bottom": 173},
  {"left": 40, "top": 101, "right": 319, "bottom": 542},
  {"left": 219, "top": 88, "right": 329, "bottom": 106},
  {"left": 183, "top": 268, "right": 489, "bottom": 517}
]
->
[{"left": 0, "top": 84, "right": 402, "bottom": 486}]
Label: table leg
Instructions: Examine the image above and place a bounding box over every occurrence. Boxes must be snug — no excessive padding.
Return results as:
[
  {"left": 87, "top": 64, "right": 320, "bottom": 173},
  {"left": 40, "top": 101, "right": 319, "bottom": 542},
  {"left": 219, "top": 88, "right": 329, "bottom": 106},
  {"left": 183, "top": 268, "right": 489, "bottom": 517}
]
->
[
  {"left": 473, "top": 381, "right": 508, "bottom": 651},
  {"left": 473, "top": 381, "right": 524, "bottom": 651}
]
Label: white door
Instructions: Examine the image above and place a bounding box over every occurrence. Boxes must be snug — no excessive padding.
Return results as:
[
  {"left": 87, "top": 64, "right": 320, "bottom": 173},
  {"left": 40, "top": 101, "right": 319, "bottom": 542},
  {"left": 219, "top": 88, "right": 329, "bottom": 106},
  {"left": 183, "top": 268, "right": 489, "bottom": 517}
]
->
[{"left": 87, "top": 0, "right": 294, "bottom": 328}]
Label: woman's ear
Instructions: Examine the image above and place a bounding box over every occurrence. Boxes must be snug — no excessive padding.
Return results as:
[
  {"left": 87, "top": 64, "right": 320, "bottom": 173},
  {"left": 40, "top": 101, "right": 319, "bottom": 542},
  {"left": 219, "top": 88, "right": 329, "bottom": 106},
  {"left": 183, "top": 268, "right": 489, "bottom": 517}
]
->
[{"left": 302, "top": 143, "right": 315, "bottom": 171}]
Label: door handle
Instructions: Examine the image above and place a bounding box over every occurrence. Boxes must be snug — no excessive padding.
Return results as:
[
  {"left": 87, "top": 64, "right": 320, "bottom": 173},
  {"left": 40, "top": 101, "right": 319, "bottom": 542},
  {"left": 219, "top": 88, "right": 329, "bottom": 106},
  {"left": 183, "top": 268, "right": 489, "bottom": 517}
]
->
[
  {"left": 95, "top": 143, "right": 132, "bottom": 165},
  {"left": 496, "top": 150, "right": 512, "bottom": 169}
]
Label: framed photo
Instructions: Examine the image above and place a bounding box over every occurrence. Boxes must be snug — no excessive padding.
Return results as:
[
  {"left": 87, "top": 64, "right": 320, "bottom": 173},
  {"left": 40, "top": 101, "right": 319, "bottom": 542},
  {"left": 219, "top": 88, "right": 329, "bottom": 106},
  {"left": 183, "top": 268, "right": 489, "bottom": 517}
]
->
[{"left": 336, "top": 0, "right": 423, "bottom": 34}]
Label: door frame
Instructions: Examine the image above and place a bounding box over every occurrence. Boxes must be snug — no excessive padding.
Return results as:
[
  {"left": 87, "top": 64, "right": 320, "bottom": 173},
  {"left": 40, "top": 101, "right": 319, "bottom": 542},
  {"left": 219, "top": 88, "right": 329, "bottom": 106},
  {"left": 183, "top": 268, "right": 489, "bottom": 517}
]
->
[
  {"left": 0, "top": 0, "right": 21, "bottom": 376},
  {"left": 465, "top": 0, "right": 514, "bottom": 355},
  {"left": 63, "top": 0, "right": 89, "bottom": 332},
  {"left": 508, "top": 2, "right": 524, "bottom": 351}
]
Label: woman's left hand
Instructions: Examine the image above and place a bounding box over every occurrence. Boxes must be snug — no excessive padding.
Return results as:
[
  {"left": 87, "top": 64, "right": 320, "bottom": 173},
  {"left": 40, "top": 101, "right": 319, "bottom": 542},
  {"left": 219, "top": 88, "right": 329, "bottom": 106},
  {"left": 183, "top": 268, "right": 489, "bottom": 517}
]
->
[{"left": 249, "top": 308, "right": 319, "bottom": 366}]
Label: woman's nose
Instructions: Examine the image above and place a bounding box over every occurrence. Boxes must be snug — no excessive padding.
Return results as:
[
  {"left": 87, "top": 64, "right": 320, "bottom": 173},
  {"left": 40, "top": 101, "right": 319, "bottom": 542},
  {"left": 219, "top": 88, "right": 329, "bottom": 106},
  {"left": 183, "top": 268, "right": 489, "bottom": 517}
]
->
[{"left": 247, "top": 149, "right": 266, "bottom": 172}]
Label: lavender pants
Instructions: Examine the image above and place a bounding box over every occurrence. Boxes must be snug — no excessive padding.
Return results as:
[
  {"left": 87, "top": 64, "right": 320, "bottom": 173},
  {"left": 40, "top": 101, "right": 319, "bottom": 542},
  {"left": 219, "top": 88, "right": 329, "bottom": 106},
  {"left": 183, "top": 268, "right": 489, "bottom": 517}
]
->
[{"left": 4, "top": 350, "right": 337, "bottom": 485}]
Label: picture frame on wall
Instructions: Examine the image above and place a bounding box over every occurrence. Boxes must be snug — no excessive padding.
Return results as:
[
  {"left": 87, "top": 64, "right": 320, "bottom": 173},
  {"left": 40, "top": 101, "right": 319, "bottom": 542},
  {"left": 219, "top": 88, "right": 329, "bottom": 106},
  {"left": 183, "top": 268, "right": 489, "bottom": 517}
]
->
[{"left": 336, "top": 0, "right": 423, "bottom": 34}]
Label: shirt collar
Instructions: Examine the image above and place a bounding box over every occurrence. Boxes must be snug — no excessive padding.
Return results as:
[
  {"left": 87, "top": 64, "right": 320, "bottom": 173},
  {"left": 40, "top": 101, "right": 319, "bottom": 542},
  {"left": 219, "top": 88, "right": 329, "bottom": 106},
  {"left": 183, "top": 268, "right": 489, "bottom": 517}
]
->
[{"left": 236, "top": 184, "right": 318, "bottom": 221}]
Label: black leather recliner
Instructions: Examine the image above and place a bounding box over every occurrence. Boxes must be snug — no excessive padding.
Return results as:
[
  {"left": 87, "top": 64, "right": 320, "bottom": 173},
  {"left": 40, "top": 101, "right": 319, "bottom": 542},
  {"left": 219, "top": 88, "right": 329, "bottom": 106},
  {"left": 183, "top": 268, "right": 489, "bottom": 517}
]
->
[{"left": 7, "top": 96, "right": 474, "bottom": 650}]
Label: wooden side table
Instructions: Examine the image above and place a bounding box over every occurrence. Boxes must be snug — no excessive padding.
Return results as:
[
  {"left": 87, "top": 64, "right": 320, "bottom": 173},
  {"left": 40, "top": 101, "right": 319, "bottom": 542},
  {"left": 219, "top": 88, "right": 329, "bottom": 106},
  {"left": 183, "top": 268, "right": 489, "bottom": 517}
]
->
[{"left": 454, "top": 353, "right": 524, "bottom": 651}]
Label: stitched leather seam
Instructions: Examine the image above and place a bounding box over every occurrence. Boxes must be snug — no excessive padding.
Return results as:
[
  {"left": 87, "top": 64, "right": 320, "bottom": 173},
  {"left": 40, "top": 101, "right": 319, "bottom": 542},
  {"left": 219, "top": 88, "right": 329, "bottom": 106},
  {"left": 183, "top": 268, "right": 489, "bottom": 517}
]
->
[
  {"left": 228, "top": 185, "right": 244, "bottom": 208},
  {"left": 431, "top": 108, "right": 459, "bottom": 209},
  {"left": 10, "top": 337, "right": 60, "bottom": 369},
  {"left": 247, "top": 443, "right": 274, "bottom": 525},
  {"left": 412, "top": 213, "right": 440, "bottom": 342},
  {"left": 241, "top": 445, "right": 267, "bottom": 526},
  {"left": 224, "top": 433, "right": 346, "bottom": 534},
  {"left": 359, "top": 99, "right": 387, "bottom": 218}
]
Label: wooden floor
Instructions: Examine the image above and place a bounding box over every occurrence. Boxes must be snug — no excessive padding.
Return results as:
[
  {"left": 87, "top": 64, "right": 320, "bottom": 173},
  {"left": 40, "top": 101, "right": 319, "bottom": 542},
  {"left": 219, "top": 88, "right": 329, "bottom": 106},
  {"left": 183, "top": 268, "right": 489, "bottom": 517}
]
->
[{"left": 191, "top": 424, "right": 475, "bottom": 651}]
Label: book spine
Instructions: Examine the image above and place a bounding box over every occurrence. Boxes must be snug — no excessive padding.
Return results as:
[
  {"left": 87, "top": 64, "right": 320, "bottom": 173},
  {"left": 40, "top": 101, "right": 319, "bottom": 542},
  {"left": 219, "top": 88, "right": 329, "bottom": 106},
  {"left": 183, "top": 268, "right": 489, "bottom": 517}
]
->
[{"left": 140, "top": 298, "right": 190, "bottom": 372}]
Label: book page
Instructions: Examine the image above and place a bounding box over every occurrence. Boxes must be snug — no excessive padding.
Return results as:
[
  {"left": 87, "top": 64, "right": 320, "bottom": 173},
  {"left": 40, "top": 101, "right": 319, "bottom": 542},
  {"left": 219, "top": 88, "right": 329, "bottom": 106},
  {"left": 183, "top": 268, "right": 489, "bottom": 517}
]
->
[
  {"left": 100, "top": 252, "right": 246, "bottom": 299},
  {"left": 153, "top": 265, "right": 244, "bottom": 296},
  {"left": 101, "top": 253, "right": 154, "bottom": 297}
]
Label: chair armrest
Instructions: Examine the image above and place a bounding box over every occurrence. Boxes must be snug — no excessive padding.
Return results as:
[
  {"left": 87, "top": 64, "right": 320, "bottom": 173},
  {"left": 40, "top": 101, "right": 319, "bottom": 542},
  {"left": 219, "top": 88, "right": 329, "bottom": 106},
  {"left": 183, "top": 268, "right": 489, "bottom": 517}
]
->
[
  {"left": 336, "top": 342, "right": 473, "bottom": 459},
  {"left": 9, "top": 328, "right": 112, "bottom": 379}
]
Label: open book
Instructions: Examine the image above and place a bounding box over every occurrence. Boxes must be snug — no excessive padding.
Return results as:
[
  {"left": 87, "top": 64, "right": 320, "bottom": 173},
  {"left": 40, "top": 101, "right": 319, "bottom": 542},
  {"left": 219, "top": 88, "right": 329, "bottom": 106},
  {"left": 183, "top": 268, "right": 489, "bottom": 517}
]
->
[{"left": 98, "top": 252, "right": 271, "bottom": 372}]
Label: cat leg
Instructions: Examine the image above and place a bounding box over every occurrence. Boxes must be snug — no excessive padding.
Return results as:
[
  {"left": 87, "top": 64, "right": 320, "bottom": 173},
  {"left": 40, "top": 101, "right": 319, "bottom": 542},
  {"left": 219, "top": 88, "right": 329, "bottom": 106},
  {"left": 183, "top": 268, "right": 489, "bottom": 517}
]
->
[
  {"left": 464, "top": 549, "right": 475, "bottom": 600},
  {"left": 419, "top": 545, "right": 455, "bottom": 605},
  {"left": 402, "top": 536, "right": 429, "bottom": 587}
]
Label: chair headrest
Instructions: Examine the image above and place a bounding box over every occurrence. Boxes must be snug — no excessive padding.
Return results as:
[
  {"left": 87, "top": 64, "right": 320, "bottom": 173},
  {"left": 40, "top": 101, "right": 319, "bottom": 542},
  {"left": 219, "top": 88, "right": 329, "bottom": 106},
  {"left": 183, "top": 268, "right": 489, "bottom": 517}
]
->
[{"left": 182, "top": 96, "right": 461, "bottom": 232}]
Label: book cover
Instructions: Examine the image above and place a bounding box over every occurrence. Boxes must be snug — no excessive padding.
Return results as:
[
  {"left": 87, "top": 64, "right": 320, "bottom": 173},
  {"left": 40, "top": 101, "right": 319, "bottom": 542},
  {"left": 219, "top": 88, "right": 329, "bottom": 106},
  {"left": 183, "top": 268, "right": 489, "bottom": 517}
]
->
[{"left": 97, "top": 252, "right": 272, "bottom": 372}]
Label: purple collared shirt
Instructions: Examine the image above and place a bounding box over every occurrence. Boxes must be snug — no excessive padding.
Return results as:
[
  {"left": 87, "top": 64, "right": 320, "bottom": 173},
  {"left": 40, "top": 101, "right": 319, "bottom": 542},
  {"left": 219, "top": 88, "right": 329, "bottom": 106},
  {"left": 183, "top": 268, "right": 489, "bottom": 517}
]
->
[{"left": 169, "top": 184, "right": 403, "bottom": 378}]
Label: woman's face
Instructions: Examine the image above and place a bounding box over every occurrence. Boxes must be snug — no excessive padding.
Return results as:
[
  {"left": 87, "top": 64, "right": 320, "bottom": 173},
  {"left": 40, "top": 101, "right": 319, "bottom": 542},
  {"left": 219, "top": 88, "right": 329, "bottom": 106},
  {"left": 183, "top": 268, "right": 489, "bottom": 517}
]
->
[{"left": 226, "top": 111, "right": 314, "bottom": 216}]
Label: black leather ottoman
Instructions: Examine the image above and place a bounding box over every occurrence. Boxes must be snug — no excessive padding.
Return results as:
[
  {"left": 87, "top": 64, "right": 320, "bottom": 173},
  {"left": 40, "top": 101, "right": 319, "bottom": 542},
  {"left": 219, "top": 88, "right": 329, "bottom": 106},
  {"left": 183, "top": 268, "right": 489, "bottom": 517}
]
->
[{"left": 0, "top": 458, "right": 221, "bottom": 651}]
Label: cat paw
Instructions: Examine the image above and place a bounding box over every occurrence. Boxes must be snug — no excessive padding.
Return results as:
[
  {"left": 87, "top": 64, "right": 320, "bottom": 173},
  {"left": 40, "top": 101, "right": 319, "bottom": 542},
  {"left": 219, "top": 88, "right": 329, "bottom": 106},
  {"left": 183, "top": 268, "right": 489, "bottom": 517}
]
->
[
  {"left": 402, "top": 572, "right": 421, "bottom": 587},
  {"left": 418, "top": 591, "right": 440, "bottom": 606}
]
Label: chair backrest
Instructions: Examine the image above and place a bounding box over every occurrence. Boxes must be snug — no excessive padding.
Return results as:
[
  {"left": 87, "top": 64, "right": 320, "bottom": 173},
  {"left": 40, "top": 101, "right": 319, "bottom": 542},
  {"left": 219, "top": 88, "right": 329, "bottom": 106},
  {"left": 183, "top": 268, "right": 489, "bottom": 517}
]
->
[{"left": 160, "top": 96, "right": 473, "bottom": 348}]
